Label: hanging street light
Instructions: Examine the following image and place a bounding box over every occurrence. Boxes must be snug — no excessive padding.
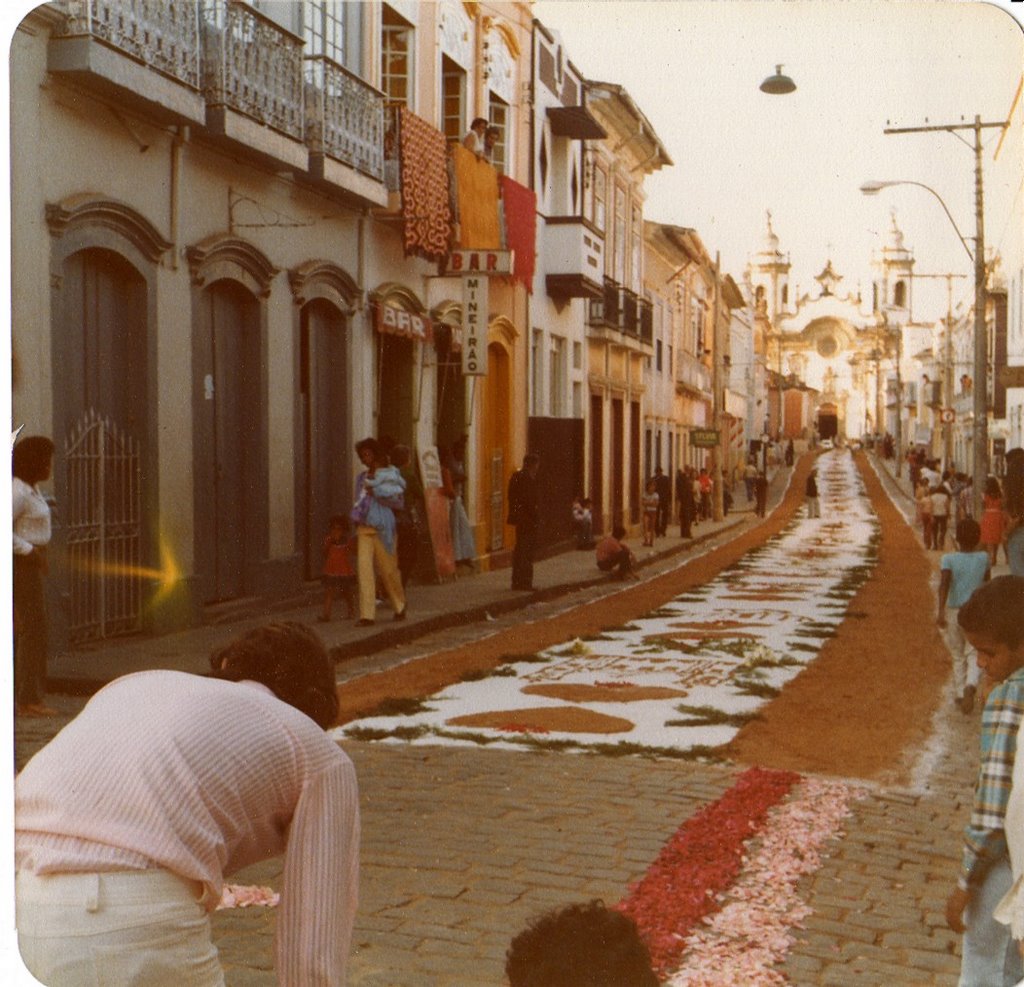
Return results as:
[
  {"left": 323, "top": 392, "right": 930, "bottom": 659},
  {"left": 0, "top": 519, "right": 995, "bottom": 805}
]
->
[{"left": 759, "top": 64, "right": 796, "bottom": 95}]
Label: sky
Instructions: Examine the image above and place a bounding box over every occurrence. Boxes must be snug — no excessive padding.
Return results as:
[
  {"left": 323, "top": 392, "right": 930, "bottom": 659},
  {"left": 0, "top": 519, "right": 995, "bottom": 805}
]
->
[{"left": 532, "top": 0, "right": 1024, "bottom": 323}]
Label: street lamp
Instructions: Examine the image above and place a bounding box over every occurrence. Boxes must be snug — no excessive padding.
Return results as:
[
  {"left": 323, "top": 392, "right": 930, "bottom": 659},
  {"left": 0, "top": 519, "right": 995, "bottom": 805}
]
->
[
  {"left": 860, "top": 175, "right": 986, "bottom": 507},
  {"left": 859, "top": 180, "right": 973, "bottom": 262},
  {"left": 759, "top": 64, "right": 796, "bottom": 95}
]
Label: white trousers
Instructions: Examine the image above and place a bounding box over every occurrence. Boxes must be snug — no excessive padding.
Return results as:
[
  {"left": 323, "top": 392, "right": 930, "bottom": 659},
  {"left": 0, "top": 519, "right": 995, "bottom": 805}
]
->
[
  {"left": 945, "top": 606, "right": 982, "bottom": 696},
  {"left": 16, "top": 869, "right": 225, "bottom": 987}
]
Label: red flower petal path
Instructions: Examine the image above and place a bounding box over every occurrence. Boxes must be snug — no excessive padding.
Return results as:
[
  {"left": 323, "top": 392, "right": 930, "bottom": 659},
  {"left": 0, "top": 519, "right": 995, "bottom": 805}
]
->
[{"left": 616, "top": 766, "right": 801, "bottom": 978}]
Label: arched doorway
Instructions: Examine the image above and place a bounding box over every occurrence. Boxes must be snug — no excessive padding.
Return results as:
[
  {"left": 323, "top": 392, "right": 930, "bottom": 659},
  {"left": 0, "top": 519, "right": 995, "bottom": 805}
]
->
[
  {"left": 299, "top": 298, "right": 349, "bottom": 580},
  {"left": 56, "top": 247, "right": 149, "bottom": 642},
  {"left": 817, "top": 403, "right": 839, "bottom": 441},
  {"left": 195, "top": 279, "right": 263, "bottom": 602},
  {"left": 484, "top": 341, "right": 511, "bottom": 553}
]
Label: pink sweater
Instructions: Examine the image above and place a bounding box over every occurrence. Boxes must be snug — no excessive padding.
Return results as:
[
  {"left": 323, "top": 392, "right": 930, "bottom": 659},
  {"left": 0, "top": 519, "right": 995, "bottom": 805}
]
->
[{"left": 16, "top": 671, "right": 359, "bottom": 986}]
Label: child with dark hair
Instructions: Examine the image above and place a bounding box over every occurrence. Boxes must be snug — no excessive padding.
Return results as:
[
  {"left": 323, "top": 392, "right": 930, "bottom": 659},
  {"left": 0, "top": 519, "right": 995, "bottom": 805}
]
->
[
  {"left": 938, "top": 517, "right": 990, "bottom": 714},
  {"left": 505, "top": 900, "right": 659, "bottom": 987},
  {"left": 319, "top": 514, "right": 356, "bottom": 622},
  {"left": 946, "top": 576, "right": 1024, "bottom": 986}
]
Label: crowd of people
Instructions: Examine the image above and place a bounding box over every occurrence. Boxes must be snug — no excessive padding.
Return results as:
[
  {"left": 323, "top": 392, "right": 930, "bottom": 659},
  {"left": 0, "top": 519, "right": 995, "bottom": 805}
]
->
[{"left": 909, "top": 446, "right": 1024, "bottom": 575}]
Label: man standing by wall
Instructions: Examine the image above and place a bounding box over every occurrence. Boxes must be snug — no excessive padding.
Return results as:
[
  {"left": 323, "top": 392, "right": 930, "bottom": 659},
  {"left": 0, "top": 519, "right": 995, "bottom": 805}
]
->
[
  {"left": 508, "top": 453, "right": 540, "bottom": 591},
  {"left": 654, "top": 467, "right": 671, "bottom": 537}
]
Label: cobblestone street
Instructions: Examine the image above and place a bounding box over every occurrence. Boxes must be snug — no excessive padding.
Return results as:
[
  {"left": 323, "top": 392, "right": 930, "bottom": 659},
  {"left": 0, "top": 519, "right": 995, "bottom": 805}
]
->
[{"left": 12, "top": 456, "right": 994, "bottom": 985}]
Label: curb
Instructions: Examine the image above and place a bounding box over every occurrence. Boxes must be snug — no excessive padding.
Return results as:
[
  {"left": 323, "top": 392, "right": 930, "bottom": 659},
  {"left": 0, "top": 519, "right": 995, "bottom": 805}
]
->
[{"left": 329, "top": 516, "right": 749, "bottom": 663}]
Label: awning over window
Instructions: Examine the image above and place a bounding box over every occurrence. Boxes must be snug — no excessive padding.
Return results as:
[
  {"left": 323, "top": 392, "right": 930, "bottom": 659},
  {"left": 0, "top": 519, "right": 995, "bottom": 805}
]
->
[{"left": 547, "top": 105, "right": 607, "bottom": 141}]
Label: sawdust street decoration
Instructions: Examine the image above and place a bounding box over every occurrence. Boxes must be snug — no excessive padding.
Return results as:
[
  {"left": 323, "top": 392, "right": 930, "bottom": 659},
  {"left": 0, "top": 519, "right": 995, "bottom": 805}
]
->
[{"left": 336, "top": 450, "right": 877, "bottom": 757}]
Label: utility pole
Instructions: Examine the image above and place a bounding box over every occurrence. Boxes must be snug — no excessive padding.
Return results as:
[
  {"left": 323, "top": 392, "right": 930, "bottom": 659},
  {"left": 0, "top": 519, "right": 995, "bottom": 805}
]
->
[
  {"left": 712, "top": 251, "right": 724, "bottom": 522},
  {"left": 883, "top": 115, "right": 1007, "bottom": 514}
]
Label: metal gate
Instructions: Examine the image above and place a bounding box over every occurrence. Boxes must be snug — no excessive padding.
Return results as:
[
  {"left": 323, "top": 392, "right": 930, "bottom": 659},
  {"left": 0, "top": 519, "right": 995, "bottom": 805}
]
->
[
  {"left": 64, "top": 409, "right": 143, "bottom": 643},
  {"left": 490, "top": 449, "right": 504, "bottom": 552}
]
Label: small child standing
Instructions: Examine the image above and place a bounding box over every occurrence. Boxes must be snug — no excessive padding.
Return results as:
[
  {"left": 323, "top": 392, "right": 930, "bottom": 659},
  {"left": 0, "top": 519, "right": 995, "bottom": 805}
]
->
[
  {"left": 938, "top": 518, "right": 990, "bottom": 714},
  {"left": 319, "top": 515, "right": 356, "bottom": 622},
  {"left": 945, "top": 576, "right": 1024, "bottom": 986},
  {"left": 642, "top": 479, "right": 659, "bottom": 547}
]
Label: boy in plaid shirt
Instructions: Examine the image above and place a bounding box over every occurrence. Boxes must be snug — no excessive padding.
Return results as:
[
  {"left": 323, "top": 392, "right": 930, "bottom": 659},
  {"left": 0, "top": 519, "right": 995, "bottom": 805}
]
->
[{"left": 946, "top": 576, "right": 1024, "bottom": 986}]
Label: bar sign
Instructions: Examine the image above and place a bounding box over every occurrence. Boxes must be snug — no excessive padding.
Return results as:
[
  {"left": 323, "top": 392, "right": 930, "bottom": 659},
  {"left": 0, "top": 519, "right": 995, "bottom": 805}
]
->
[{"left": 462, "top": 275, "right": 488, "bottom": 376}]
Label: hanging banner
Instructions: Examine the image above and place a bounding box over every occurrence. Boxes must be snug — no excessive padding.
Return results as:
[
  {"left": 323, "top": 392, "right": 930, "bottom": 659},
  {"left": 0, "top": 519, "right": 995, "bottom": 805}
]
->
[
  {"left": 461, "top": 274, "right": 488, "bottom": 376},
  {"left": 417, "top": 445, "right": 456, "bottom": 580}
]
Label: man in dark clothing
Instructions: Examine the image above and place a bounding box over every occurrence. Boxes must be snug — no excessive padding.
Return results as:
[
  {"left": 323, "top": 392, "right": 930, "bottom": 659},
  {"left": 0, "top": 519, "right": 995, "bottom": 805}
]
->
[
  {"left": 754, "top": 472, "right": 769, "bottom": 518},
  {"left": 508, "top": 453, "right": 540, "bottom": 590},
  {"left": 676, "top": 467, "right": 695, "bottom": 539},
  {"left": 653, "top": 467, "right": 671, "bottom": 537}
]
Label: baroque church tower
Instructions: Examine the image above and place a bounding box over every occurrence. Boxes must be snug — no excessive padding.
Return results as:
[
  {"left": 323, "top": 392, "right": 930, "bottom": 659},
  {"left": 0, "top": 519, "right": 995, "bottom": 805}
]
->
[{"left": 748, "top": 211, "right": 791, "bottom": 323}]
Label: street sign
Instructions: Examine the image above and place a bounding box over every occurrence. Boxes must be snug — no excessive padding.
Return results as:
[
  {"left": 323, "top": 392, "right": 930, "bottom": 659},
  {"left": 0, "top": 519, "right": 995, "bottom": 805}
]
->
[
  {"left": 690, "top": 428, "right": 720, "bottom": 448},
  {"left": 998, "top": 365, "right": 1024, "bottom": 388},
  {"left": 939, "top": 408, "right": 956, "bottom": 424}
]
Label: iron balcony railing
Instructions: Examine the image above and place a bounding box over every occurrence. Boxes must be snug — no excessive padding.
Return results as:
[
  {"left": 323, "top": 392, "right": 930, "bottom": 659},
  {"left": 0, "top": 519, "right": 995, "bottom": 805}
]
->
[
  {"left": 638, "top": 297, "right": 654, "bottom": 345},
  {"left": 304, "top": 55, "right": 385, "bottom": 181},
  {"left": 200, "top": 0, "right": 304, "bottom": 141},
  {"left": 53, "top": 0, "right": 202, "bottom": 89}
]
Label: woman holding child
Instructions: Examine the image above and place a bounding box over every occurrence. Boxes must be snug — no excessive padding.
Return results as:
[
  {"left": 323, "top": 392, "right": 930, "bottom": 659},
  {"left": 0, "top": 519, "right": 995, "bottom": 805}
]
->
[{"left": 351, "top": 438, "right": 406, "bottom": 626}]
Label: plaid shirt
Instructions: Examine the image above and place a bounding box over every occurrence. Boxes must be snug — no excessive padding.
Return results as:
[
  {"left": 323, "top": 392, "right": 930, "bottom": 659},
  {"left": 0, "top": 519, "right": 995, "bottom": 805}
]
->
[{"left": 960, "top": 666, "right": 1024, "bottom": 889}]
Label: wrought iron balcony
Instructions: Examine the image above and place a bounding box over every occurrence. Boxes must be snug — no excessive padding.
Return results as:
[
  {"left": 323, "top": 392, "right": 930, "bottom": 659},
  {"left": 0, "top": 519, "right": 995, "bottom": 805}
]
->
[
  {"left": 200, "top": 0, "right": 304, "bottom": 143},
  {"left": 638, "top": 298, "right": 654, "bottom": 345},
  {"left": 304, "top": 55, "right": 385, "bottom": 182},
  {"left": 620, "top": 288, "right": 639, "bottom": 338},
  {"left": 588, "top": 277, "right": 622, "bottom": 330},
  {"left": 53, "top": 0, "right": 202, "bottom": 88},
  {"left": 48, "top": 0, "right": 205, "bottom": 123}
]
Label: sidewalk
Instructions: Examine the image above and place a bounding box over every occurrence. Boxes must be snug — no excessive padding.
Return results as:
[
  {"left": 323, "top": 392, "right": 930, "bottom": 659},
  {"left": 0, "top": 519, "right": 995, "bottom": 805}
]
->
[{"left": 46, "top": 466, "right": 791, "bottom": 694}]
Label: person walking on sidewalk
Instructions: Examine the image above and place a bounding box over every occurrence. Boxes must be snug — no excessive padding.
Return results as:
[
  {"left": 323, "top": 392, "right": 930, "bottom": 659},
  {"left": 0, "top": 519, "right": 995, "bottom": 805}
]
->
[
  {"left": 677, "top": 466, "right": 695, "bottom": 539},
  {"left": 916, "top": 478, "right": 935, "bottom": 550},
  {"left": 641, "top": 478, "right": 659, "bottom": 547},
  {"left": 981, "top": 476, "right": 1007, "bottom": 567},
  {"left": 945, "top": 576, "right": 1024, "bottom": 987},
  {"left": 654, "top": 467, "right": 671, "bottom": 537},
  {"left": 352, "top": 437, "right": 407, "bottom": 625},
  {"left": 931, "top": 481, "right": 952, "bottom": 552},
  {"left": 508, "top": 452, "right": 540, "bottom": 591},
  {"left": 805, "top": 468, "right": 820, "bottom": 519},
  {"left": 754, "top": 471, "right": 768, "bottom": 518},
  {"left": 15, "top": 621, "right": 360, "bottom": 987},
  {"left": 937, "top": 518, "right": 990, "bottom": 714}
]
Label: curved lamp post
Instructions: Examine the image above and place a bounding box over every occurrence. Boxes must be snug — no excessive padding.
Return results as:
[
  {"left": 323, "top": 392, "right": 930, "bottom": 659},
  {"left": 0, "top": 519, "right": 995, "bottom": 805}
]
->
[
  {"left": 861, "top": 176, "right": 986, "bottom": 506},
  {"left": 759, "top": 64, "right": 796, "bottom": 95}
]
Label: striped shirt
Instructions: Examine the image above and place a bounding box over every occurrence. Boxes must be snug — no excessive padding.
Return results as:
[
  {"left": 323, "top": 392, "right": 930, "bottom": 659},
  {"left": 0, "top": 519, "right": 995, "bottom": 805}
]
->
[
  {"left": 16, "top": 670, "right": 359, "bottom": 986},
  {"left": 960, "top": 666, "right": 1024, "bottom": 889}
]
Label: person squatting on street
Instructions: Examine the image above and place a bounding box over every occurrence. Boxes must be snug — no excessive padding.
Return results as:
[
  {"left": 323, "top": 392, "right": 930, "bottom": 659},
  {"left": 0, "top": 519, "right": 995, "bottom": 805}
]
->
[
  {"left": 15, "top": 621, "right": 360, "bottom": 987},
  {"left": 352, "top": 437, "right": 407, "bottom": 625},
  {"left": 12, "top": 434, "right": 57, "bottom": 718},
  {"left": 937, "top": 518, "right": 990, "bottom": 715},
  {"left": 945, "top": 576, "right": 1024, "bottom": 987},
  {"left": 505, "top": 899, "right": 659, "bottom": 987},
  {"left": 595, "top": 526, "right": 638, "bottom": 581},
  {"left": 508, "top": 452, "right": 540, "bottom": 591}
]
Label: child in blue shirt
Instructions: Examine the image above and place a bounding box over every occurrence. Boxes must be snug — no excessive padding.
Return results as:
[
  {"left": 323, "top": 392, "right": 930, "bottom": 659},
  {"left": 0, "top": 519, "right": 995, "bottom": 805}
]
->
[
  {"left": 938, "top": 518, "right": 990, "bottom": 714},
  {"left": 946, "top": 576, "right": 1024, "bottom": 987}
]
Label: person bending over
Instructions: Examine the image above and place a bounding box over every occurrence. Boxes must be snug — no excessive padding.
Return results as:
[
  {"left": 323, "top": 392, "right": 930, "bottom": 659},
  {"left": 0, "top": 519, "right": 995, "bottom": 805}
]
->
[{"left": 15, "top": 621, "right": 359, "bottom": 987}]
